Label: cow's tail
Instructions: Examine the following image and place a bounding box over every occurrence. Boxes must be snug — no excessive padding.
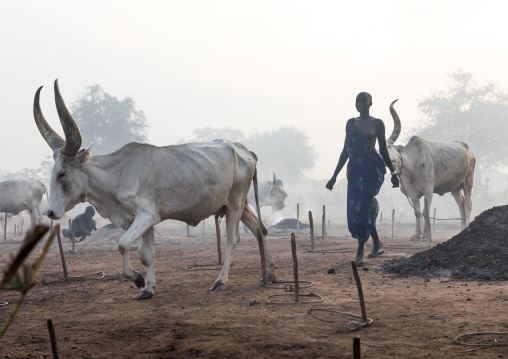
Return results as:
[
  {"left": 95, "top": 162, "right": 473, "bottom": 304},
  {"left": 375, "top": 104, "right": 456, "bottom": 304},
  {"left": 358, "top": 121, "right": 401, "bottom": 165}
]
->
[{"left": 253, "top": 168, "right": 268, "bottom": 236}]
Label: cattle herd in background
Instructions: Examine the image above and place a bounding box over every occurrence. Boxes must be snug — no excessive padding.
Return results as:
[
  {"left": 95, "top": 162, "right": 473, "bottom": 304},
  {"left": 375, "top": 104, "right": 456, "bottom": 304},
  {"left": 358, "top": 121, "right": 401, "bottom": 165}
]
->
[{"left": 0, "top": 79, "right": 475, "bottom": 300}]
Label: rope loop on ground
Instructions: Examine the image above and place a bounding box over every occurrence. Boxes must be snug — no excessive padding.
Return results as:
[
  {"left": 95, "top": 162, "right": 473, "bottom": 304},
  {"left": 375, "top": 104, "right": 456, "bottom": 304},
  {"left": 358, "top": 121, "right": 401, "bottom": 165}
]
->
[
  {"left": 265, "top": 292, "right": 323, "bottom": 304},
  {"left": 40, "top": 271, "right": 105, "bottom": 285},
  {"left": 184, "top": 263, "right": 222, "bottom": 271},
  {"left": 265, "top": 280, "right": 313, "bottom": 291},
  {"left": 454, "top": 331, "right": 508, "bottom": 347},
  {"left": 307, "top": 308, "right": 373, "bottom": 330}
]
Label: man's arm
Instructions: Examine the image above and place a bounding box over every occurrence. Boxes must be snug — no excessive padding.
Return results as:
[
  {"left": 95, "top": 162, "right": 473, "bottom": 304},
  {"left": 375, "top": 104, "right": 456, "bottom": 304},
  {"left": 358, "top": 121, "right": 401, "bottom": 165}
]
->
[
  {"left": 326, "top": 119, "right": 352, "bottom": 190},
  {"left": 376, "top": 120, "right": 399, "bottom": 188}
]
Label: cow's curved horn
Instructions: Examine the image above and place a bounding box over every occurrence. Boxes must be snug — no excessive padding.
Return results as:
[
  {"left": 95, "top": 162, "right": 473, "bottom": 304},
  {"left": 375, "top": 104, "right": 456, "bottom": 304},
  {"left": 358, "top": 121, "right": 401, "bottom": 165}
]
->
[
  {"left": 387, "top": 99, "right": 401, "bottom": 145},
  {"left": 273, "top": 173, "right": 277, "bottom": 185},
  {"left": 33, "top": 86, "right": 65, "bottom": 152},
  {"left": 54, "top": 80, "right": 82, "bottom": 157}
]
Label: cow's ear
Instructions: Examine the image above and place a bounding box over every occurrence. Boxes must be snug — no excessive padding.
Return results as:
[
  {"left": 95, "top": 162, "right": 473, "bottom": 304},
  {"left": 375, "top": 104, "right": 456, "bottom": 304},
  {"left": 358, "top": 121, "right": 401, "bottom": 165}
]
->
[
  {"left": 78, "top": 143, "right": 94, "bottom": 163},
  {"left": 397, "top": 145, "right": 404, "bottom": 152}
]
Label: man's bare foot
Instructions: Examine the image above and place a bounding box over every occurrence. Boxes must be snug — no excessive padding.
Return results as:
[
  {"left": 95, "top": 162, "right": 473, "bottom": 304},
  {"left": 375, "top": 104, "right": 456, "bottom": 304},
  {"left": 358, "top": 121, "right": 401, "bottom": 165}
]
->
[{"left": 367, "top": 248, "right": 384, "bottom": 258}]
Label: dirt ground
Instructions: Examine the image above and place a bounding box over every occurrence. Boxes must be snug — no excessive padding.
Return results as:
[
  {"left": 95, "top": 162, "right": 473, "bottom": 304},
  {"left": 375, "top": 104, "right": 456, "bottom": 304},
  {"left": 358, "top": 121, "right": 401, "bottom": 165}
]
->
[{"left": 0, "top": 220, "right": 507, "bottom": 358}]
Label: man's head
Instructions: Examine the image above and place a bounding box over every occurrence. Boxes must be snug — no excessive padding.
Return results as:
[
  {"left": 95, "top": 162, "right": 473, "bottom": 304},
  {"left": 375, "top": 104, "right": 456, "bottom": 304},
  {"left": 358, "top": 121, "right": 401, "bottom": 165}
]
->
[
  {"left": 355, "top": 92, "right": 372, "bottom": 113},
  {"left": 85, "top": 206, "right": 95, "bottom": 218}
]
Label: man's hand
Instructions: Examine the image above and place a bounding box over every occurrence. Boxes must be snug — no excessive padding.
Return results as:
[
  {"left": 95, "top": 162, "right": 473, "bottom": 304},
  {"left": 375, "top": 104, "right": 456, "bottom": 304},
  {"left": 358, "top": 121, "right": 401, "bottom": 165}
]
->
[
  {"left": 391, "top": 174, "right": 399, "bottom": 188},
  {"left": 326, "top": 177, "right": 336, "bottom": 191}
]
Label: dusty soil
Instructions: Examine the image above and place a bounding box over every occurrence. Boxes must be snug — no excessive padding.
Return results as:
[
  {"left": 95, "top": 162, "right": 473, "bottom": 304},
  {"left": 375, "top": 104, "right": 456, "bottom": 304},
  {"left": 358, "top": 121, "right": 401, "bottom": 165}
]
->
[
  {"left": 0, "top": 220, "right": 507, "bottom": 358},
  {"left": 384, "top": 205, "right": 508, "bottom": 280}
]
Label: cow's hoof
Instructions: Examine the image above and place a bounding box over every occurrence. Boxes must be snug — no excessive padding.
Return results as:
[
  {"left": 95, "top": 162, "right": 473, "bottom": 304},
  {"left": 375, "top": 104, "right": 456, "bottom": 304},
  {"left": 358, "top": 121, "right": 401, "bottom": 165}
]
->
[
  {"left": 267, "top": 273, "right": 277, "bottom": 283},
  {"left": 210, "top": 282, "right": 227, "bottom": 291},
  {"left": 134, "top": 273, "right": 145, "bottom": 289},
  {"left": 355, "top": 259, "right": 364, "bottom": 267},
  {"left": 133, "top": 290, "right": 153, "bottom": 300},
  {"left": 410, "top": 235, "right": 422, "bottom": 241}
]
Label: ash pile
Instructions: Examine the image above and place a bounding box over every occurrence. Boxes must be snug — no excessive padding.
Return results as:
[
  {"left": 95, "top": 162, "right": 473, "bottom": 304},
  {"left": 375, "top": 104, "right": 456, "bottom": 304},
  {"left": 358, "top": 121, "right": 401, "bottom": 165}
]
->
[
  {"left": 383, "top": 205, "right": 508, "bottom": 280},
  {"left": 271, "top": 218, "right": 310, "bottom": 230}
]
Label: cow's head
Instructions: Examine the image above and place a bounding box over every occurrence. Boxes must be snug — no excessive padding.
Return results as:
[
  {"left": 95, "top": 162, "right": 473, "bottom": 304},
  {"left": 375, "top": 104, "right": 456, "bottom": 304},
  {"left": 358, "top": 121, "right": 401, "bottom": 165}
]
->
[
  {"left": 266, "top": 173, "right": 288, "bottom": 212},
  {"left": 386, "top": 99, "right": 403, "bottom": 174},
  {"left": 33, "top": 80, "right": 91, "bottom": 219}
]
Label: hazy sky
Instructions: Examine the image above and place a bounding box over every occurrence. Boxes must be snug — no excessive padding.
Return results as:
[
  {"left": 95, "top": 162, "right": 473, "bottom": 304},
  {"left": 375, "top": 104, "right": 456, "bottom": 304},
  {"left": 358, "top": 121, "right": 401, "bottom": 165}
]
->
[{"left": 1, "top": 1, "right": 507, "bottom": 180}]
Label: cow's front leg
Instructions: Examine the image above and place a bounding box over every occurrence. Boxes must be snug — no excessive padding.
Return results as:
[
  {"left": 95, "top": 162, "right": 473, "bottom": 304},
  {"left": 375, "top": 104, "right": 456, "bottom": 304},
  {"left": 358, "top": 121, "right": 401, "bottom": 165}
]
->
[
  {"left": 210, "top": 209, "right": 241, "bottom": 291},
  {"left": 118, "top": 213, "right": 159, "bottom": 299},
  {"left": 421, "top": 193, "right": 433, "bottom": 241},
  {"left": 410, "top": 198, "right": 423, "bottom": 240},
  {"left": 355, "top": 240, "right": 365, "bottom": 267}
]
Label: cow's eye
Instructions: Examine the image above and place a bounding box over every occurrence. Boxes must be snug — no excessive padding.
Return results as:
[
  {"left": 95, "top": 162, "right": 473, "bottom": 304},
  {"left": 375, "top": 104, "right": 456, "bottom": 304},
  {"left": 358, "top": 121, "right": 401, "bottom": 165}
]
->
[{"left": 57, "top": 171, "right": 65, "bottom": 179}]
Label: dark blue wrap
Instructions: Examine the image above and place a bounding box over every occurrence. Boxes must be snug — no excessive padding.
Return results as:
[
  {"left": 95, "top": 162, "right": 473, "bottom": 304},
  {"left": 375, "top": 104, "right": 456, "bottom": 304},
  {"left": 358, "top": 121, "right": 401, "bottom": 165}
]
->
[{"left": 346, "top": 121, "right": 386, "bottom": 242}]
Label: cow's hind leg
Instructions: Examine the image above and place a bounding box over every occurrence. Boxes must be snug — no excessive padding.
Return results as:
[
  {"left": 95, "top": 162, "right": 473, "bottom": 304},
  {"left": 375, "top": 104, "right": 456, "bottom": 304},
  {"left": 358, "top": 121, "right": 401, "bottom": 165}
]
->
[
  {"left": 241, "top": 204, "right": 277, "bottom": 283},
  {"left": 452, "top": 190, "right": 467, "bottom": 230},
  {"left": 210, "top": 208, "right": 242, "bottom": 291},
  {"left": 118, "top": 213, "right": 160, "bottom": 299},
  {"left": 134, "top": 227, "right": 155, "bottom": 299}
]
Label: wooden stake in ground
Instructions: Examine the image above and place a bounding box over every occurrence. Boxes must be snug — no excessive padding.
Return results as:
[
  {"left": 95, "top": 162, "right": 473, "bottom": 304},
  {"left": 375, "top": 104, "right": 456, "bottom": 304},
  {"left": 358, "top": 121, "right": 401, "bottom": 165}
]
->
[
  {"left": 14, "top": 224, "right": 17, "bottom": 238},
  {"left": 3, "top": 213, "right": 6, "bottom": 241},
  {"left": 391, "top": 209, "right": 395, "bottom": 239},
  {"left": 309, "top": 211, "right": 315, "bottom": 251},
  {"left": 290, "top": 233, "right": 299, "bottom": 303},
  {"left": 56, "top": 230, "right": 68, "bottom": 279},
  {"left": 46, "top": 318, "right": 59, "bottom": 359},
  {"left": 353, "top": 336, "right": 361, "bottom": 359},
  {"left": 71, "top": 219, "right": 75, "bottom": 253},
  {"left": 202, "top": 219, "right": 205, "bottom": 235},
  {"left": 187, "top": 224, "right": 190, "bottom": 238},
  {"left": 257, "top": 228, "right": 267, "bottom": 286},
  {"left": 351, "top": 261, "right": 368, "bottom": 322},
  {"left": 322, "top": 205, "right": 327, "bottom": 237},
  {"left": 432, "top": 207, "right": 436, "bottom": 233},
  {"left": 214, "top": 216, "right": 222, "bottom": 265},
  {"left": 296, "top": 203, "right": 300, "bottom": 235}
]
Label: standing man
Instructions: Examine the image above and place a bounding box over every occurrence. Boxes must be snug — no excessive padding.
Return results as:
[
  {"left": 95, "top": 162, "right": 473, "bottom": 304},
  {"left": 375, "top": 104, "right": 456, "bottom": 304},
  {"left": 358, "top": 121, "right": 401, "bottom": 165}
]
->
[{"left": 326, "top": 92, "right": 399, "bottom": 266}]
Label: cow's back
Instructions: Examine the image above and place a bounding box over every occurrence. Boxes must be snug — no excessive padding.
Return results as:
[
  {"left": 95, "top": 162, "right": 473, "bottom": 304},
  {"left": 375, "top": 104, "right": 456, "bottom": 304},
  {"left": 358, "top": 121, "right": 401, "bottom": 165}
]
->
[
  {"left": 111, "top": 140, "right": 257, "bottom": 224},
  {"left": 0, "top": 179, "right": 44, "bottom": 214}
]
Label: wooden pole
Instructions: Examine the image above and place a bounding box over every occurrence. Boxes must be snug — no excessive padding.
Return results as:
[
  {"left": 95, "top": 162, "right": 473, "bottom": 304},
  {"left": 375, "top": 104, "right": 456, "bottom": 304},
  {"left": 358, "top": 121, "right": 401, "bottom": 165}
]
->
[
  {"left": 309, "top": 211, "right": 315, "bottom": 251},
  {"left": 71, "top": 219, "right": 75, "bottom": 253},
  {"left": 290, "top": 233, "right": 299, "bottom": 302},
  {"left": 322, "top": 205, "right": 327, "bottom": 237},
  {"left": 202, "top": 219, "right": 205, "bottom": 235},
  {"left": 56, "top": 230, "right": 68, "bottom": 278},
  {"left": 391, "top": 209, "right": 395, "bottom": 239},
  {"left": 351, "top": 261, "right": 368, "bottom": 322},
  {"left": 257, "top": 228, "right": 267, "bottom": 286},
  {"left": 432, "top": 207, "right": 436, "bottom": 233},
  {"left": 3, "top": 213, "right": 6, "bottom": 240},
  {"left": 46, "top": 318, "right": 59, "bottom": 359},
  {"left": 14, "top": 224, "right": 17, "bottom": 238},
  {"left": 50, "top": 219, "right": 53, "bottom": 234},
  {"left": 296, "top": 203, "right": 300, "bottom": 235},
  {"left": 214, "top": 216, "right": 222, "bottom": 265},
  {"left": 353, "top": 336, "right": 361, "bottom": 359},
  {"left": 187, "top": 224, "right": 190, "bottom": 238}
]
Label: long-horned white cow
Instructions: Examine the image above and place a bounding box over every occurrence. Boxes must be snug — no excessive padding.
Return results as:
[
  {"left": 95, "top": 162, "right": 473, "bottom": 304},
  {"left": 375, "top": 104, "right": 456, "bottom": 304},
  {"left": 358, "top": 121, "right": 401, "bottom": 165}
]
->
[
  {"left": 387, "top": 100, "right": 475, "bottom": 239},
  {"left": 247, "top": 173, "right": 288, "bottom": 212},
  {"left": 34, "top": 80, "right": 276, "bottom": 299},
  {"left": 0, "top": 179, "right": 47, "bottom": 233}
]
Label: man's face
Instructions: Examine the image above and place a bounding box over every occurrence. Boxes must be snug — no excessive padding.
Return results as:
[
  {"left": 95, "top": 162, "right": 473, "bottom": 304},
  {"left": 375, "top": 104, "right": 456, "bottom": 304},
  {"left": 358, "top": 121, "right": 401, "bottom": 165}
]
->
[{"left": 355, "top": 94, "right": 372, "bottom": 113}]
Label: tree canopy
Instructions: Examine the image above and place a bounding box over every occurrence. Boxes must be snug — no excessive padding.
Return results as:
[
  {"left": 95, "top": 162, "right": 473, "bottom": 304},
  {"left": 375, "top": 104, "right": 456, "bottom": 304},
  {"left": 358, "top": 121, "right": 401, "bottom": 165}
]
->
[
  {"left": 71, "top": 85, "right": 148, "bottom": 155},
  {"left": 415, "top": 70, "right": 508, "bottom": 172},
  {"left": 189, "top": 125, "right": 317, "bottom": 182}
]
